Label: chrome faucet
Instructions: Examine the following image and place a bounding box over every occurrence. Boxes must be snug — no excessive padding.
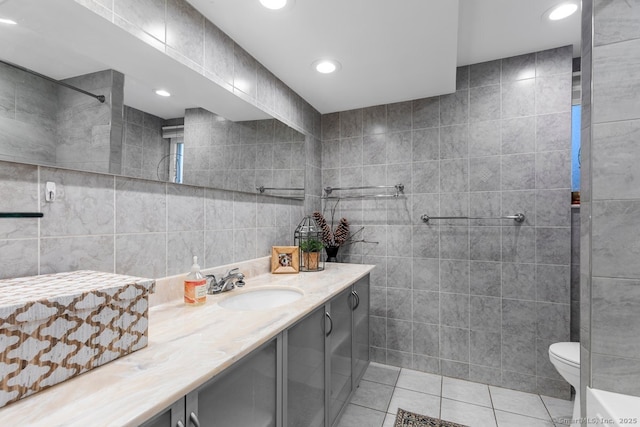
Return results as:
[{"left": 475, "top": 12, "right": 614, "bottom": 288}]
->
[{"left": 206, "top": 268, "right": 245, "bottom": 294}]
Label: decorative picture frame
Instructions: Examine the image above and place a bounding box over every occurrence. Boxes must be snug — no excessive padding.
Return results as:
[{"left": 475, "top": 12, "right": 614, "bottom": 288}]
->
[{"left": 271, "top": 246, "right": 300, "bottom": 274}]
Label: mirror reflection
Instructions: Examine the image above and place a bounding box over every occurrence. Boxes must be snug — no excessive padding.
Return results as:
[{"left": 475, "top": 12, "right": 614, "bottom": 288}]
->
[
  {"left": 0, "top": 63, "right": 118, "bottom": 172},
  {"left": 0, "top": 3, "right": 305, "bottom": 199},
  {"left": 181, "top": 108, "right": 305, "bottom": 196}
]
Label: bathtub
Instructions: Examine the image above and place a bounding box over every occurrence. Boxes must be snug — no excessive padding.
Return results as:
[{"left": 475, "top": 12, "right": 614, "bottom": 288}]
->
[{"left": 587, "top": 388, "right": 640, "bottom": 426}]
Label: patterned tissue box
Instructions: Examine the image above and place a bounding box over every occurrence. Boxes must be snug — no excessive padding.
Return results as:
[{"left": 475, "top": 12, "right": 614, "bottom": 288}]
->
[{"left": 0, "top": 270, "right": 155, "bottom": 408}]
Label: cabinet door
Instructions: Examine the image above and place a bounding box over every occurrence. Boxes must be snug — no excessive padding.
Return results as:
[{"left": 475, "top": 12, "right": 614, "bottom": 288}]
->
[
  {"left": 140, "top": 399, "right": 186, "bottom": 427},
  {"left": 327, "top": 288, "right": 353, "bottom": 427},
  {"left": 188, "top": 339, "right": 278, "bottom": 427},
  {"left": 286, "top": 307, "right": 325, "bottom": 427},
  {"left": 352, "top": 275, "right": 370, "bottom": 386}
]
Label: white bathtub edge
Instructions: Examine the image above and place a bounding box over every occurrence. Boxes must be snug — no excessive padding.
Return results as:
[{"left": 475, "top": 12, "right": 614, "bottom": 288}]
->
[{"left": 586, "top": 387, "right": 640, "bottom": 426}]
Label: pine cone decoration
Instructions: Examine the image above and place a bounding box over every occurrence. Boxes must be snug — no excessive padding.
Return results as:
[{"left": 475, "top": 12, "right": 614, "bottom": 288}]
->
[
  {"left": 313, "top": 211, "right": 333, "bottom": 245},
  {"left": 334, "top": 217, "right": 350, "bottom": 245}
]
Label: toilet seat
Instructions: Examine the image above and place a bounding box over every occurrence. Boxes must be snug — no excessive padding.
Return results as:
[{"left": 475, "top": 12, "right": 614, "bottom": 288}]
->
[
  {"left": 549, "top": 342, "right": 581, "bottom": 427},
  {"left": 549, "top": 342, "right": 580, "bottom": 368}
]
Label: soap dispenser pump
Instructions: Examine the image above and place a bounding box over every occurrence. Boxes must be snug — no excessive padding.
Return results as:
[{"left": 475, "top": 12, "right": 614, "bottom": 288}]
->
[{"left": 184, "top": 256, "right": 206, "bottom": 306}]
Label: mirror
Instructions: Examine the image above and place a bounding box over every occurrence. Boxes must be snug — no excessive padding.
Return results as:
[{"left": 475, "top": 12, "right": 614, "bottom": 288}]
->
[{"left": 0, "top": 0, "right": 305, "bottom": 198}]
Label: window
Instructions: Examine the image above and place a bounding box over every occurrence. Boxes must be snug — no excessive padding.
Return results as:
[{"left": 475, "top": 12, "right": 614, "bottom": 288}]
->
[{"left": 571, "top": 104, "right": 581, "bottom": 193}]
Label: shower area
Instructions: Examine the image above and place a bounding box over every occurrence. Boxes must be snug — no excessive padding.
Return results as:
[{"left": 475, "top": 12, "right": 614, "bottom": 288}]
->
[
  {"left": 0, "top": 62, "right": 122, "bottom": 173},
  {"left": 321, "top": 45, "right": 575, "bottom": 399}
]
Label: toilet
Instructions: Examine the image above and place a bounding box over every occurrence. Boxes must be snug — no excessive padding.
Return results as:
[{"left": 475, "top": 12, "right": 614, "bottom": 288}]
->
[{"left": 549, "top": 342, "right": 580, "bottom": 427}]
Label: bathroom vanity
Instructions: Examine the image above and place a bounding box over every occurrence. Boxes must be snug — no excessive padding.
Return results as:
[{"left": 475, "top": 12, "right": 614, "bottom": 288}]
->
[{"left": 0, "top": 262, "right": 372, "bottom": 427}]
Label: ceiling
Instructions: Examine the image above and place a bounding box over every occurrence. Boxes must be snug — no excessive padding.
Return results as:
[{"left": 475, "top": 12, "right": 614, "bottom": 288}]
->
[
  {"left": 188, "top": 0, "right": 581, "bottom": 114},
  {"left": 0, "top": 0, "right": 580, "bottom": 120}
]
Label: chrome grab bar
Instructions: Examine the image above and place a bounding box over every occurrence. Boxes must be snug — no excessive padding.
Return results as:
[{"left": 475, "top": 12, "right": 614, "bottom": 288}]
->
[
  {"left": 0, "top": 212, "right": 44, "bottom": 218},
  {"left": 421, "top": 213, "right": 525, "bottom": 223},
  {"left": 323, "top": 194, "right": 402, "bottom": 200},
  {"left": 322, "top": 184, "right": 404, "bottom": 199},
  {"left": 256, "top": 186, "right": 304, "bottom": 193}
]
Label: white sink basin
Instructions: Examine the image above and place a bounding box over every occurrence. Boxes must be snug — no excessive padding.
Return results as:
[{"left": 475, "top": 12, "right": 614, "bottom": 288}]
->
[{"left": 218, "top": 287, "right": 303, "bottom": 311}]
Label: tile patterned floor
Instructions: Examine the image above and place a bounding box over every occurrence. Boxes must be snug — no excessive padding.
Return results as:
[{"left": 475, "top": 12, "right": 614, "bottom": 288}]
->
[{"left": 337, "top": 362, "right": 574, "bottom": 427}]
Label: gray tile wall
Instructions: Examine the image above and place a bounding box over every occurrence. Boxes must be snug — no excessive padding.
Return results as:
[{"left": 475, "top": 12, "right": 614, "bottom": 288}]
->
[
  {"left": 57, "top": 70, "right": 124, "bottom": 175},
  {"left": 122, "top": 105, "right": 171, "bottom": 182},
  {"left": 582, "top": 0, "right": 640, "bottom": 400},
  {"left": 321, "top": 46, "right": 574, "bottom": 399},
  {"left": 0, "top": 158, "right": 308, "bottom": 280},
  {"left": 0, "top": 65, "right": 124, "bottom": 174},
  {"left": 0, "top": 62, "right": 59, "bottom": 165}
]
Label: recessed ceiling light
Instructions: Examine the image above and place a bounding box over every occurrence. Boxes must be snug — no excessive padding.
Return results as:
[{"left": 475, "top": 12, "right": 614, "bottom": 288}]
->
[
  {"left": 155, "top": 89, "right": 171, "bottom": 97},
  {"left": 313, "top": 59, "right": 341, "bottom": 74},
  {"left": 0, "top": 18, "right": 17, "bottom": 25},
  {"left": 546, "top": 2, "right": 579, "bottom": 21},
  {"left": 259, "top": 0, "right": 287, "bottom": 10}
]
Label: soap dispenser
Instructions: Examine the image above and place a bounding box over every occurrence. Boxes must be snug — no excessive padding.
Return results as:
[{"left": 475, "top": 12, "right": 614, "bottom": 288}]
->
[{"left": 184, "top": 256, "right": 207, "bottom": 306}]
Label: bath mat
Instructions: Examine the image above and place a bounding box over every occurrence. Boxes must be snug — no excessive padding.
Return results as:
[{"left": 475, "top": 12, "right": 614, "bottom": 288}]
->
[{"left": 394, "top": 408, "right": 469, "bottom": 427}]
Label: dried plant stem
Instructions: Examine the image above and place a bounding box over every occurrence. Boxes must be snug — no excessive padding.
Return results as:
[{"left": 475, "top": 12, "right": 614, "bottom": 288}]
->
[
  {"left": 340, "top": 227, "right": 378, "bottom": 247},
  {"left": 340, "top": 239, "right": 379, "bottom": 247},
  {"left": 318, "top": 200, "right": 378, "bottom": 247}
]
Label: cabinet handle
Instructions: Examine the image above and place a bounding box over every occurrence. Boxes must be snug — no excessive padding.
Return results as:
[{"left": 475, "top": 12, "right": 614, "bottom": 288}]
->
[
  {"left": 189, "top": 412, "right": 201, "bottom": 427},
  {"left": 351, "top": 290, "right": 360, "bottom": 311},
  {"left": 325, "top": 312, "right": 333, "bottom": 337},
  {"left": 177, "top": 422, "right": 185, "bottom": 427}
]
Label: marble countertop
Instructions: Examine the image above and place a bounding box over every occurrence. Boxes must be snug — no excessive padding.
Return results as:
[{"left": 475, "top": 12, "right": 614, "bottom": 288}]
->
[{"left": 0, "top": 262, "right": 373, "bottom": 426}]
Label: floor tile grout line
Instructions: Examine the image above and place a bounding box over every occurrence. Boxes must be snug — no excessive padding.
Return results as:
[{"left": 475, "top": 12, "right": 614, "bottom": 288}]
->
[
  {"left": 440, "top": 396, "right": 494, "bottom": 410},
  {"left": 540, "top": 396, "right": 559, "bottom": 424},
  {"left": 490, "top": 385, "right": 560, "bottom": 421},
  {"left": 348, "top": 401, "right": 388, "bottom": 414},
  {"left": 439, "top": 374, "right": 444, "bottom": 419},
  {"left": 389, "top": 382, "right": 497, "bottom": 410},
  {"left": 393, "top": 385, "right": 442, "bottom": 398},
  {"left": 493, "top": 407, "right": 556, "bottom": 422},
  {"left": 383, "top": 367, "right": 402, "bottom": 415},
  {"left": 488, "top": 385, "right": 499, "bottom": 427}
]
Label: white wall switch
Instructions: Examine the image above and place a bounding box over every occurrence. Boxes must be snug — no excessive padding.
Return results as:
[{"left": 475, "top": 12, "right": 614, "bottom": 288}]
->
[{"left": 45, "top": 181, "right": 56, "bottom": 202}]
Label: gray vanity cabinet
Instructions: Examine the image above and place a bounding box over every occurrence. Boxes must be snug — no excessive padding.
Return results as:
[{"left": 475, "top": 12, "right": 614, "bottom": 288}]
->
[
  {"left": 351, "top": 275, "right": 370, "bottom": 388},
  {"left": 141, "top": 400, "right": 186, "bottom": 427},
  {"left": 188, "top": 338, "right": 278, "bottom": 427},
  {"left": 140, "top": 338, "right": 279, "bottom": 427},
  {"left": 285, "top": 307, "right": 326, "bottom": 427},
  {"left": 326, "top": 287, "right": 353, "bottom": 426},
  {"left": 285, "top": 274, "right": 370, "bottom": 427}
]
